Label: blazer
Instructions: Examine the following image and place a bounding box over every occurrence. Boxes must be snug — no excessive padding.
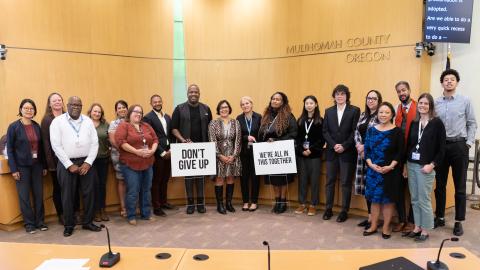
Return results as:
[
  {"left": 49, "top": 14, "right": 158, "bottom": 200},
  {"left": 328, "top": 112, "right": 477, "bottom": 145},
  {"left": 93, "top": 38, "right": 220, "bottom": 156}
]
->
[
  {"left": 322, "top": 104, "right": 360, "bottom": 162},
  {"left": 143, "top": 110, "right": 173, "bottom": 157},
  {"left": 236, "top": 111, "right": 262, "bottom": 157},
  {"left": 6, "top": 119, "right": 47, "bottom": 173}
]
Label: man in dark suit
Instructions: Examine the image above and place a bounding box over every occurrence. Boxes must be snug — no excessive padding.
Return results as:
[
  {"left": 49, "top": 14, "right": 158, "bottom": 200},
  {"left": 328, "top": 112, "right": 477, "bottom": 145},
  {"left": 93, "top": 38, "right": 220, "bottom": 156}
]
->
[
  {"left": 322, "top": 84, "right": 360, "bottom": 222},
  {"left": 143, "top": 94, "right": 176, "bottom": 217}
]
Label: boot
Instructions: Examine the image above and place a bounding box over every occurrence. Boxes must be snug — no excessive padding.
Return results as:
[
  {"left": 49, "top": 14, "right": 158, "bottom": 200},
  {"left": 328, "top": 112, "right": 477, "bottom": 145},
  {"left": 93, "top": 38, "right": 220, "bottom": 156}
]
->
[
  {"left": 272, "top": 197, "right": 280, "bottom": 213},
  {"left": 279, "top": 198, "right": 287, "bottom": 213},
  {"left": 186, "top": 198, "right": 195, "bottom": 214},
  {"left": 215, "top": 186, "right": 226, "bottom": 214},
  {"left": 197, "top": 196, "right": 206, "bottom": 213},
  {"left": 225, "top": 184, "right": 236, "bottom": 212}
]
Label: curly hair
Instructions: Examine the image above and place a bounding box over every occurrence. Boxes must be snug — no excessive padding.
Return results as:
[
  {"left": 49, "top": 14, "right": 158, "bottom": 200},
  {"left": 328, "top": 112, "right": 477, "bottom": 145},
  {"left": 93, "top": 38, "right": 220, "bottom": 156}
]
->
[{"left": 260, "top": 92, "right": 292, "bottom": 136}]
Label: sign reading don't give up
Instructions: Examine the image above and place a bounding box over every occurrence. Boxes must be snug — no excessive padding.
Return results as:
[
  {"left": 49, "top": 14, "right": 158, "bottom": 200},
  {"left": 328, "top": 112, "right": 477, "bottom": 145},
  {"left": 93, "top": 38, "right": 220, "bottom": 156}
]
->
[
  {"left": 252, "top": 140, "right": 297, "bottom": 175},
  {"left": 170, "top": 142, "right": 217, "bottom": 177}
]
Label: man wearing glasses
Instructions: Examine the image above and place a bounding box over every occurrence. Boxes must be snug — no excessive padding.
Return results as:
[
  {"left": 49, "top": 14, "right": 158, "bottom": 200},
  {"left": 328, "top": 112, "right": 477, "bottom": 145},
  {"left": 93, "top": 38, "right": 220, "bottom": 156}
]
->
[{"left": 50, "top": 96, "right": 101, "bottom": 237}]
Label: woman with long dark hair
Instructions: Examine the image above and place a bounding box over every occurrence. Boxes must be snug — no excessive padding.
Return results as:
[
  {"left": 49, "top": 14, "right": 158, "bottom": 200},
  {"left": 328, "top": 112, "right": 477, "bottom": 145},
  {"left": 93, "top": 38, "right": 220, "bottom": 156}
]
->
[
  {"left": 354, "top": 90, "right": 382, "bottom": 229},
  {"left": 259, "top": 92, "right": 297, "bottom": 214},
  {"left": 294, "top": 95, "right": 324, "bottom": 216}
]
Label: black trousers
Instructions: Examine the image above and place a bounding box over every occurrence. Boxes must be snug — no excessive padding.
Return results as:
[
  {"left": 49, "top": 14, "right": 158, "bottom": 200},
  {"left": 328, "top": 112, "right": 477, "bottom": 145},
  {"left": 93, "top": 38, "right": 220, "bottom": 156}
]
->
[
  {"left": 240, "top": 152, "right": 259, "bottom": 204},
  {"left": 435, "top": 141, "right": 469, "bottom": 221},
  {"left": 50, "top": 169, "right": 63, "bottom": 216},
  {"left": 325, "top": 157, "right": 355, "bottom": 212},
  {"left": 93, "top": 157, "right": 110, "bottom": 210},
  {"left": 185, "top": 176, "right": 205, "bottom": 204},
  {"left": 16, "top": 163, "right": 44, "bottom": 228},
  {"left": 57, "top": 158, "right": 96, "bottom": 228},
  {"left": 152, "top": 157, "right": 171, "bottom": 209}
]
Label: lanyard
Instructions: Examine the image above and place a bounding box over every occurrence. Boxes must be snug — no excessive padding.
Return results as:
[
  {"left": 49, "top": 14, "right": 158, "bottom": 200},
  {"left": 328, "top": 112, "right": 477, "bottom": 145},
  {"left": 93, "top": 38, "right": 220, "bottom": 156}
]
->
[
  {"left": 267, "top": 116, "right": 277, "bottom": 132},
  {"left": 415, "top": 120, "right": 428, "bottom": 151},
  {"left": 245, "top": 116, "right": 252, "bottom": 136},
  {"left": 304, "top": 119, "right": 313, "bottom": 139},
  {"left": 67, "top": 114, "right": 83, "bottom": 139}
]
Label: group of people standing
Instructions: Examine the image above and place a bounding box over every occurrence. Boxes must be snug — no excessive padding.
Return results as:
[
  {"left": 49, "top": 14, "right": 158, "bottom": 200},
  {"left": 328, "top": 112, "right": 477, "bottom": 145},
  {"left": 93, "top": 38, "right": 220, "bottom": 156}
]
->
[{"left": 6, "top": 69, "right": 476, "bottom": 242}]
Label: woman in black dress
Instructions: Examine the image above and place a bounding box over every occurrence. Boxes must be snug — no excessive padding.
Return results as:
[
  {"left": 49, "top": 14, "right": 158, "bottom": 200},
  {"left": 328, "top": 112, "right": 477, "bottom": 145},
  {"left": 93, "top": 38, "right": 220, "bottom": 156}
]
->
[{"left": 258, "top": 92, "right": 297, "bottom": 214}]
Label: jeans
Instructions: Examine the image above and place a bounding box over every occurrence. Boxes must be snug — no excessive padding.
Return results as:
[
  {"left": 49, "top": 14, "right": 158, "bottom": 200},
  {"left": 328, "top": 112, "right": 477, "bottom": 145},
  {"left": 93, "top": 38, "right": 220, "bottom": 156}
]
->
[
  {"left": 121, "top": 164, "right": 153, "bottom": 220},
  {"left": 408, "top": 162, "right": 435, "bottom": 229}
]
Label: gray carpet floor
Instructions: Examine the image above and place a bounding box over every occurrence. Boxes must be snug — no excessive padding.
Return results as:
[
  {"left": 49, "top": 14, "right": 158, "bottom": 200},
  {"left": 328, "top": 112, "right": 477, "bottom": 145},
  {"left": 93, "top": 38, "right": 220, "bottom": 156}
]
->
[{"left": 1, "top": 204, "right": 480, "bottom": 256}]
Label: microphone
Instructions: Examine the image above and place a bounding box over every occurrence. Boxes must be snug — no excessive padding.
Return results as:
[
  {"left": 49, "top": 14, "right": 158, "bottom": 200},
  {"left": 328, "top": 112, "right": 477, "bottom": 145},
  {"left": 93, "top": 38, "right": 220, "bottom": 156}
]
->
[
  {"left": 99, "top": 224, "right": 121, "bottom": 268},
  {"left": 427, "top": 237, "right": 459, "bottom": 270},
  {"left": 263, "top": 241, "right": 270, "bottom": 270}
]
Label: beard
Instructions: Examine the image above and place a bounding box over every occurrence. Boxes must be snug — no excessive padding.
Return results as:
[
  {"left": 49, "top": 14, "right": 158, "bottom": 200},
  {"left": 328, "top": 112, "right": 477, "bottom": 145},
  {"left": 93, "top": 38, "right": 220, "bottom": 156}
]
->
[
  {"left": 399, "top": 94, "right": 410, "bottom": 105},
  {"left": 153, "top": 106, "right": 162, "bottom": 112}
]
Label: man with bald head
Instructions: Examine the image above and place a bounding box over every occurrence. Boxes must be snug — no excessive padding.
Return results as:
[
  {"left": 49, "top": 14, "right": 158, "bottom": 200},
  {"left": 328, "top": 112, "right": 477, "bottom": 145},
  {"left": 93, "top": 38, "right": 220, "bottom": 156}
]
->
[
  {"left": 50, "top": 96, "right": 101, "bottom": 236},
  {"left": 172, "top": 84, "right": 213, "bottom": 214}
]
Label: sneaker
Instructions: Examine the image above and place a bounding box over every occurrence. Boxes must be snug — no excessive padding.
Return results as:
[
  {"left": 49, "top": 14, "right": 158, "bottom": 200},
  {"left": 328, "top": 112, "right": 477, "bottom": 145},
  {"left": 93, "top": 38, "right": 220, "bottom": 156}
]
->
[
  {"left": 128, "top": 219, "right": 137, "bottom": 226},
  {"left": 37, "top": 224, "right": 49, "bottom": 231},
  {"left": 307, "top": 206, "right": 316, "bottom": 216},
  {"left": 26, "top": 227, "right": 37, "bottom": 234},
  {"left": 295, "top": 204, "right": 307, "bottom": 214}
]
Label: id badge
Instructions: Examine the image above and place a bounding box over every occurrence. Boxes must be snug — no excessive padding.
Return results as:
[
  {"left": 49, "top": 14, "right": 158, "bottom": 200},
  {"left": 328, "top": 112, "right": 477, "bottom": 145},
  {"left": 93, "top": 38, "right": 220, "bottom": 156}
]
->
[
  {"left": 166, "top": 139, "right": 169, "bottom": 146},
  {"left": 303, "top": 141, "right": 310, "bottom": 149},
  {"left": 32, "top": 151, "right": 38, "bottom": 159},
  {"left": 411, "top": 152, "right": 420, "bottom": 160}
]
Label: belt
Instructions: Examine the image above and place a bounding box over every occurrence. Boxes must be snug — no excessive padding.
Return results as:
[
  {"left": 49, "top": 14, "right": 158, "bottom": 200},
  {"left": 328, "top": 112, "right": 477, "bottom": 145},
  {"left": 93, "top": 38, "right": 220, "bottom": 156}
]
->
[
  {"left": 70, "top": 157, "right": 87, "bottom": 161},
  {"left": 446, "top": 137, "right": 466, "bottom": 143}
]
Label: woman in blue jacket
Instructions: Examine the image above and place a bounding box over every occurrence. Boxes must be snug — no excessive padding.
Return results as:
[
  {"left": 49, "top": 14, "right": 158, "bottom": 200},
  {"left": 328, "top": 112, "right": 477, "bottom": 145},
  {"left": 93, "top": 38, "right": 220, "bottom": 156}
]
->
[{"left": 7, "top": 99, "right": 48, "bottom": 234}]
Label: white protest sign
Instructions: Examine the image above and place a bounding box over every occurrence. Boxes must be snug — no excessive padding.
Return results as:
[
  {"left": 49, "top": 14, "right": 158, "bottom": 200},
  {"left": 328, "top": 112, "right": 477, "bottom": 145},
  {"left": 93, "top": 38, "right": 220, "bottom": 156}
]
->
[
  {"left": 252, "top": 140, "right": 297, "bottom": 175},
  {"left": 170, "top": 142, "right": 217, "bottom": 177}
]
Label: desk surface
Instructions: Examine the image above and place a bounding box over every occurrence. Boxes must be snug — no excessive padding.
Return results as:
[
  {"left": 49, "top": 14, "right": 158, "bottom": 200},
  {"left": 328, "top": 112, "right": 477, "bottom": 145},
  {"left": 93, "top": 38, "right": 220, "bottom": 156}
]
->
[
  {"left": 177, "top": 247, "right": 480, "bottom": 270},
  {"left": 0, "top": 242, "right": 186, "bottom": 270}
]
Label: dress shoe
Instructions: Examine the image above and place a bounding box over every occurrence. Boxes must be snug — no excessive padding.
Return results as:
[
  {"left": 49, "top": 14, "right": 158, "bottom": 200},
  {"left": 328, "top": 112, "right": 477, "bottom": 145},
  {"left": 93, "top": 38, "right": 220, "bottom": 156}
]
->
[
  {"left": 336, "top": 211, "right": 348, "bottom": 223},
  {"left": 154, "top": 208, "right": 167, "bottom": 217},
  {"left": 363, "top": 229, "right": 377, "bottom": 236},
  {"left": 82, "top": 223, "right": 102, "bottom": 232},
  {"left": 242, "top": 203, "right": 250, "bottom": 211},
  {"left": 249, "top": 204, "right": 258, "bottom": 212},
  {"left": 382, "top": 232, "right": 391, "bottom": 239},
  {"left": 278, "top": 199, "right": 287, "bottom": 214},
  {"left": 414, "top": 234, "right": 429, "bottom": 242},
  {"left": 434, "top": 217, "right": 445, "bottom": 228},
  {"left": 63, "top": 227, "right": 74, "bottom": 237},
  {"left": 357, "top": 219, "right": 369, "bottom": 227},
  {"left": 161, "top": 203, "right": 178, "bottom": 210},
  {"left": 197, "top": 204, "right": 206, "bottom": 214},
  {"left": 323, "top": 209, "right": 333, "bottom": 220},
  {"left": 453, "top": 222, "right": 463, "bottom": 236},
  {"left": 186, "top": 205, "right": 195, "bottom": 214}
]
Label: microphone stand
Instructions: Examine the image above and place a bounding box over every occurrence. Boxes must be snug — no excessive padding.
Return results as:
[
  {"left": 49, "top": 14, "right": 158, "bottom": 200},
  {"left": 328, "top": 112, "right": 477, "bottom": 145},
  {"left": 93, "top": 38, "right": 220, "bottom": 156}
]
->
[
  {"left": 427, "top": 237, "right": 459, "bottom": 270},
  {"left": 99, "top": 225, "right": 121, "bottom": 267},
  {"left": 263, "top": 241, "right": 270, "bottom": 270}
]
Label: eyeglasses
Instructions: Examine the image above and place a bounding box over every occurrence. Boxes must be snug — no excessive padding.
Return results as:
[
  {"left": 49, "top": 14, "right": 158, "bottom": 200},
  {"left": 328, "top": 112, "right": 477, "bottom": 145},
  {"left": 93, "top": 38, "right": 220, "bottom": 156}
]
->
[
  {"left": 22, "top": 107, "right": 35, "bottom": 111},
  {"left": 366, "top": 97, "right": 378, "bottom": 101},
  {"left": 220, "top": 106, "right": 230, "bottom": 109},
  {"left": 132, "top": 110, "right": 143, "bottom": 115}
]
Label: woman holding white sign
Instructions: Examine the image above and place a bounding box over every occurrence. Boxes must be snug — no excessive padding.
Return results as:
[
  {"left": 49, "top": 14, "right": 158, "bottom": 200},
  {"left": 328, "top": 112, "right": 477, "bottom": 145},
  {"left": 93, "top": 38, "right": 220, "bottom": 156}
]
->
[
  {"left": 209, "top": 100, "right": 242, "bottom": 214},
  {"left": 295, "top": 95, "right": 324, "bottom": 216},
  {"left": 236, "top": 96, "right": 262, "bottom": 212},
  {"left": 259, "top": 92, "right": 298, "bottom": 214}
]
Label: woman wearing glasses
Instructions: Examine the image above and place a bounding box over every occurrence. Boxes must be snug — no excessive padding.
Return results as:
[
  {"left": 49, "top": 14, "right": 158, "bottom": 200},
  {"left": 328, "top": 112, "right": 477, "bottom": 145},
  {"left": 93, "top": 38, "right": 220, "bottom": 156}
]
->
[{"left": 115, "top": 105, "right": 158, "bottom": 225}]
